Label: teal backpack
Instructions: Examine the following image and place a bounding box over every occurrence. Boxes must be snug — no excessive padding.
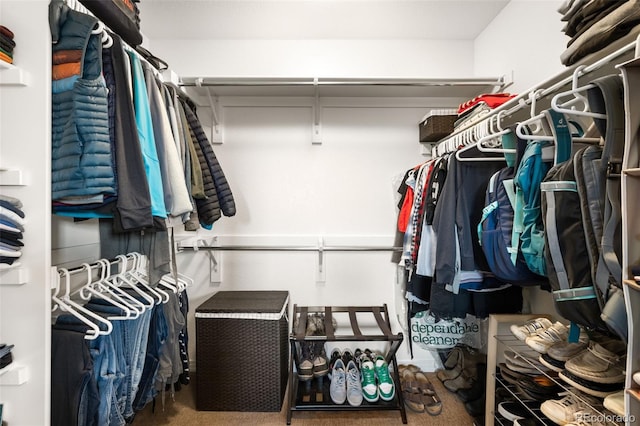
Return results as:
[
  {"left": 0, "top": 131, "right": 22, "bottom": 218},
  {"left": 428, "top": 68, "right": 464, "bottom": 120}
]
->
[{"left": 513, "top": 110, "right": 572, "bottom": 277}]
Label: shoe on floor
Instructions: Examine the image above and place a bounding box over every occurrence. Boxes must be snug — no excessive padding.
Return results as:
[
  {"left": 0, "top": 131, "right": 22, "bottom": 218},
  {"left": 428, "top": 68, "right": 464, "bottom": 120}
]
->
[
  {"left": 360, "top": 358, "right": 379, "bottom": 403},
  {"left": 510, "top": 317, "right": 553, "bottom": 341},
  {"left": 603, "top": 390, "right": 625, "bottom": 417},
  {"left": 345, "top": 360, "right": 363, "bottom": 406},
  {"left": 497, "top": 400, "right": 540, "bottom": 421},
  {"left": 329, "top": 358, "right": 347, "bottom": 404},
  {"left": 443, "top": 370, "right": 473, "bottom": 392},
  {"left": 436, "top": 365, "right": 462, "bottom": 382},
  {"left": 525, "top": 322, "right": 569, "bottom": 354},
  {"left": 634, "top": 371, "right": 640, "bottom": 387},
  {"left": 564, "top": 340, "right": 626, "bottom": 384},
  {"left": 558, "top": 370, "right": 623, "bottom": 398},
  {"left": 373, "top": 355, "right": 395, "bottom": 401}
]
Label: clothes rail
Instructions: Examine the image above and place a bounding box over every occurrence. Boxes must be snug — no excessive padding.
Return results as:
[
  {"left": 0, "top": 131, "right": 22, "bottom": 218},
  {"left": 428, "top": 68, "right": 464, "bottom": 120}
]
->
[
  {"left": 178, "top": 245, "right": 402, "bottom": 252},
  {"left": 432, "top": 34, "right": 640, "bottom": 158},
  {"left": 180, "top": 77, "right": 508, "bottom": 88}
]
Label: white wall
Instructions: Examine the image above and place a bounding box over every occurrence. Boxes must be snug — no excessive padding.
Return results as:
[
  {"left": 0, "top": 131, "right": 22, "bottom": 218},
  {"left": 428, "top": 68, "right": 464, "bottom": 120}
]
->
[
  {"left": 174, "top": 100, "right": 451, "bottom": 369},
  {"left": 474, "top": 0, "right": 569, "bottom": 93},
  {"left": 146, "top": 39, "right": 475, "bottom": 79},
  {"left": 0, "top": 1, "right": 51, "bottom": 425}
]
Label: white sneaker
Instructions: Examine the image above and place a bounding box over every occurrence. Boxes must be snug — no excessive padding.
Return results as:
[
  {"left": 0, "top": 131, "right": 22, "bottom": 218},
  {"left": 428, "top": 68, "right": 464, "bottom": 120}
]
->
[
  {"left": 510, "top": 317, "right": 553, "bottom": 341},
  {"left": 540, "top": 390, "right": 600, "bottom": 425},
  {"left": 525, "top": 322, "right": 568, "bottom": 354},
  {"left": 634, "top": 371, "right": 640, "bottom": 387}
]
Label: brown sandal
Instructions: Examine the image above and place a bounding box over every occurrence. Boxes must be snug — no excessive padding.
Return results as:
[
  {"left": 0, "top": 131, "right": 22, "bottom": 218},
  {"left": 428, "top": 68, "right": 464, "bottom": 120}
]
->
[{"left": 415, "top": 372, "right": 442, "bottom": 416}]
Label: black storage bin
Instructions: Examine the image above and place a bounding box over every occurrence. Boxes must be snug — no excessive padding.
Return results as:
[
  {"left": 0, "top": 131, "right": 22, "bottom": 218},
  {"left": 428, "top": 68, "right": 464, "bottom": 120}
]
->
[{"left": 195, "top": 290, "right": 289, "bottom": 412}]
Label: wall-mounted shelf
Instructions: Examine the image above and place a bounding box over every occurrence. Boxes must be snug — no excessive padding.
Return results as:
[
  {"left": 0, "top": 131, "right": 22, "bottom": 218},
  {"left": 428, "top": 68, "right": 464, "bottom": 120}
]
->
[
  {"left": 0, "top": 267, "right": 28, "bottom": 286},
  {"left": 0, "top": 168, "right": 26, "bottom": 186},
  {"left": 0, "top": 364, "right": 29, "bottom": 386},
  {"left": 0, "top": 61, "right": 28, "bottom": 86},
  {"left": 180, "top": 76, "right": 508, "bottom": 99}
]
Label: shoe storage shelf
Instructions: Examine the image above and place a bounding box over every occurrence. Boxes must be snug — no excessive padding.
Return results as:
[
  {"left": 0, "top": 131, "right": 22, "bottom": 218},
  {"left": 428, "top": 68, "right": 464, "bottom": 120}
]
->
[
  {"left": 622, "top": 279, "right": 640, "bottom": 425},
  {"left": 286, "top": 304, "right": 406, "bottom": 425},
  {"left": 485, "top": 314, "right": 623, "bottom": 426}
]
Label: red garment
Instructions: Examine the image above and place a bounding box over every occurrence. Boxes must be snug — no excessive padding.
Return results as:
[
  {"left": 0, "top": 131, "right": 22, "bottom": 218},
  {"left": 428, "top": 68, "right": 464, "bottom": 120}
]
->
[
  {"left": 457, "top": 93, "right": 517, "bottom": 114},
  {"left": 398, "top": 184, "right": 414, "bottom": 232}
]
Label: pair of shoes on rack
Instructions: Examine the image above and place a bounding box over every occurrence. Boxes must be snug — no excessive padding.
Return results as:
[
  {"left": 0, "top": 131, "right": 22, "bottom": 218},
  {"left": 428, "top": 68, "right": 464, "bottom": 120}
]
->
[
  {"left": 329, "top": 358, "right": 363, "bottom": 406},
  {"left": 540, "top": 388, "right": 605, "bottom": 425},
  {"left": 563, "top": 339, "right": 626, "bottom": 384},
  {"left": 526, "top": 322, "right": 570, "bottom": 354},
  {"left": 360, "top": 353, "right": 395, "bottom": 402}
]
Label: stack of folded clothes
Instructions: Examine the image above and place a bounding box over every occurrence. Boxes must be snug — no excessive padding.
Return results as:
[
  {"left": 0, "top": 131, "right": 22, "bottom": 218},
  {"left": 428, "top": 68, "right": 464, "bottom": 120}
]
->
[
  {"left": 0, "top": 25, "right": 15, "bottom": 65},
  {"left": 454, "top": 93, "right": 516, "bottom": 131},
  {"left": 559, "top": 0, "right": 640, "bottom": 66},
  {"left": 0, "top": 195, "right": 25, "bottom": 269},
  {"left": 0, "top": 344, "right": 14, "bottom": 370}
]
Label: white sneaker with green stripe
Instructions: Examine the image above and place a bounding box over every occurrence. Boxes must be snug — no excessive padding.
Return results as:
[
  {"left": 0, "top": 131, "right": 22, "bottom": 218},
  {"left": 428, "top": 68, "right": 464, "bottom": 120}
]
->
[
  {"left": 360, "top": 359, "right": 379, "bottom": 402},
  {"left": 373, "top": 355, "right": 395, "bottom": 401}
]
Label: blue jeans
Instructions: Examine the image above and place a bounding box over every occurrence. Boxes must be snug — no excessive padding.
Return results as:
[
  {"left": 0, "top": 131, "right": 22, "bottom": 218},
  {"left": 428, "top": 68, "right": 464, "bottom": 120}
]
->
[
  {"left": 123, "top": 306, "right": 152, "bottom": 419},
  {"left": 85, "top": 301, "right": 129, "bottom": 426},
  {"left": 133, "top": 304, "right": 168, "bottom": 412}
]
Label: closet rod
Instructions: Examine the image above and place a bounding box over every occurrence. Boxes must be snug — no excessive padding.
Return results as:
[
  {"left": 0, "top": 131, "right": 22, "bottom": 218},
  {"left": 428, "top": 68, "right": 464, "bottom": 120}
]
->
[
  {"left": 179, "top": 245, "right": 402, "bottom": 252},
  {"left": 432, "top": 36, "right": 639, "bottom": 155},
  {"left": 180, "top": 77, "right": 506, "bottom": 88}
]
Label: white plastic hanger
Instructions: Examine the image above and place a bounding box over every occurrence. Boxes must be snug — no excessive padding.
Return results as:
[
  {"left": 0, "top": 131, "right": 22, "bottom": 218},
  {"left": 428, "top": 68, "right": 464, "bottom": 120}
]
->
[
  {"left": 550, "top": 65, "right": 607, "bottom": 120},
  {"left": 76, "top": 262, "right": 134, "bottom": 320},
  {"left": 128, "top": 253, "right": 169, "bottom": 304},
  {"left": 455, "top": 114, "right": 510, "bottom": 162},
  {"left": 98, "top": 259, "right": 145, "bottom": 317},
  {"left": 113, "top": 255, "right": 155, "bottom": 309},
  {"left": 53, "top": 268, "right": 113, "bottom": 338},
  {"left": 516, "top": 88, "right": 600, "bottom": 144}
]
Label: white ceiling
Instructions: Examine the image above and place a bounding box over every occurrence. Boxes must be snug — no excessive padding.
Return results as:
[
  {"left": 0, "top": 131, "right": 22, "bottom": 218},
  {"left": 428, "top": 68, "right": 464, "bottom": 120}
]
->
[{"left": 138, "top": 0, "right": 511, "bottom": 41}]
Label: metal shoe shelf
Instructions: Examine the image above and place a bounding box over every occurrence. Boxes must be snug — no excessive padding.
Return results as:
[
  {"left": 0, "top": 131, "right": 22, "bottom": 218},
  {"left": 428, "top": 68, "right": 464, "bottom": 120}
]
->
[
  {"left": 286, "top": 304, "right": 406, "bottom": 424},
  {"left": 486, "top": 314, "right": 622, "bottom": 426}
]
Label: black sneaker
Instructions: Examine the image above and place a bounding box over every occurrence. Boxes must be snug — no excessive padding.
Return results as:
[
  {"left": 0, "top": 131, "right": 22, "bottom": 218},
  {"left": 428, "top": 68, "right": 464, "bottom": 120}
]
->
[
  {"left": 558, "top": 370, "right": 623, "bottom": 398},
  {"left": 538, "top": 353, "right": 565, "bottom": 372},
  {"left": 342, "top": 349, "right": 354, "bottom": 366}
]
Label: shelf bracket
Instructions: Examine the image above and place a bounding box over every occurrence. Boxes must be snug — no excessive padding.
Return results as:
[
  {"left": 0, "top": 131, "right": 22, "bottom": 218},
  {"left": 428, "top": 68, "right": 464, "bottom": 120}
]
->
[
  {"left": 0, "top": 168, "right": 26, "bottom": 186},
  {"left": 312, "top": 78, "right": 322, "bottom": 144},
  {"left": 197, "top": 78, "right": 223, "bottom": 144},
  {"left": 316, "top": 236, "right": 326, "bottom": 285}
]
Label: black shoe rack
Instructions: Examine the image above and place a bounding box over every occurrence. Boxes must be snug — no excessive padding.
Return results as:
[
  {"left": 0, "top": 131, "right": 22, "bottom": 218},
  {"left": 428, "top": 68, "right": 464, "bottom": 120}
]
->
[{"left": 286, "top": 304, "right": 407, "bottom": 424}]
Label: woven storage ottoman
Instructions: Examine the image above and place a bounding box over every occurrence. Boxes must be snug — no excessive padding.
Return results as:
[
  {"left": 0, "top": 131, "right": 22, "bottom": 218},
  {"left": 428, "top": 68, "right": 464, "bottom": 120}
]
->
[{"left": 195, "top": 290, "right": 289, "bottom": 412}]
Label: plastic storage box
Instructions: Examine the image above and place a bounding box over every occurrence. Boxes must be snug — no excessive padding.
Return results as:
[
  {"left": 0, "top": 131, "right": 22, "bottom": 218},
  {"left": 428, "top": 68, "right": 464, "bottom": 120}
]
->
[{"left": 195, "top": 290, "right": 290, "bottom": 411}]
